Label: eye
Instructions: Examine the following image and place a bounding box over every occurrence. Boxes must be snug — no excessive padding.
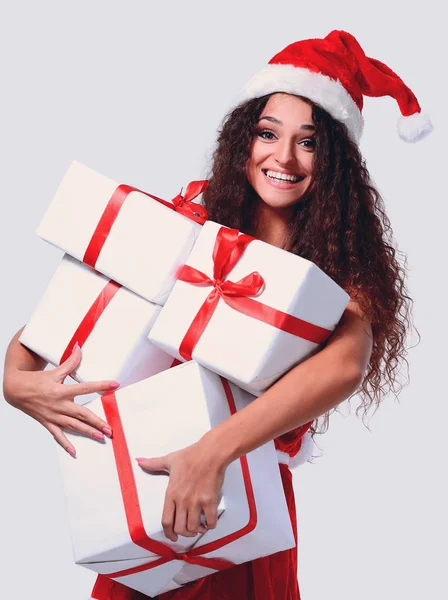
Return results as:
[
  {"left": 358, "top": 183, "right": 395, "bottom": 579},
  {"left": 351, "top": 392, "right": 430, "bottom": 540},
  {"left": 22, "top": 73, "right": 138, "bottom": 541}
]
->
[
  {"left": 299, "top": 137, "right": 316, "bottom": 150},
  {"left": 256, "top": 129, "right": 277, "bottom": 141}
]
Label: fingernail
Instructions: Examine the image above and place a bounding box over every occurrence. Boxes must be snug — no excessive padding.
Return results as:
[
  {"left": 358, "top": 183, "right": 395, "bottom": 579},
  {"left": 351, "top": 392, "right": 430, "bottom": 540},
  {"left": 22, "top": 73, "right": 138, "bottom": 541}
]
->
[
  {"left": 66, "top": 446, "right": 76, "bottom": 457},
  {"left": 102, "top": 427, "right": 112, "bottom": 437},
  {"left": 71, "top": 342, "right": 80, "bottom": 355},
  {"left": 93, "top": 432, "right": 105, "bottom": 442},
  {"left": 108, "top": 381, "right": 120, "bottom": 390}
]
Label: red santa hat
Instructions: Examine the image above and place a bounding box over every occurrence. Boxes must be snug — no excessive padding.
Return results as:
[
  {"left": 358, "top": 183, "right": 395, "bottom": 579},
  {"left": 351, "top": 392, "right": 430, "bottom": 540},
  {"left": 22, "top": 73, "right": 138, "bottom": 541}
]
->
[{"left": 241, "top": 30, "right": 432, "bottom": 144}]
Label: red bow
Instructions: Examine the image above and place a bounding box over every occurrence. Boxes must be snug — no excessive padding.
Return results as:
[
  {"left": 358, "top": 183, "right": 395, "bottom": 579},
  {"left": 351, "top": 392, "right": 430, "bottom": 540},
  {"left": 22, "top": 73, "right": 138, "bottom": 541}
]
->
[
  {"left": 177, "top": 226, "right": 332, "bottom": 362},
  {"left": 170, "top": 180, "right": 209, "bottom": 225},
  {"left": 176, "top": 228, "right": 266, "bottom": 360}
]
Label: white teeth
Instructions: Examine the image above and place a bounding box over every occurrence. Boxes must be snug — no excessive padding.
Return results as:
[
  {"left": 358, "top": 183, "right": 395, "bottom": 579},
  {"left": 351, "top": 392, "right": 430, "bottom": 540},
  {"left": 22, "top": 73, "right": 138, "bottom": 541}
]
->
[{"left": 265, "top": 170, "right": 301, "bottom": 182}]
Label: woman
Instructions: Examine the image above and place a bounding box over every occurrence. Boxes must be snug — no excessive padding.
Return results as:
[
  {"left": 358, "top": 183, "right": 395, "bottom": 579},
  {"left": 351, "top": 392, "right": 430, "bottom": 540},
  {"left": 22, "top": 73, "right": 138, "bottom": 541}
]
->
[{"left": 3, "top": 31, "right": 431, "bottom": 600}]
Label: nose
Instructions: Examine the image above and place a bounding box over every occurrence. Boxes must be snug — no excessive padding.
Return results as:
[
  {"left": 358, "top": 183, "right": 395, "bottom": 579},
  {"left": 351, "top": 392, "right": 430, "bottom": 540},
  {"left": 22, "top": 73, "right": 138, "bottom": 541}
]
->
[{"left": 274, "top": 138, "right": 297, "bottom": 167}]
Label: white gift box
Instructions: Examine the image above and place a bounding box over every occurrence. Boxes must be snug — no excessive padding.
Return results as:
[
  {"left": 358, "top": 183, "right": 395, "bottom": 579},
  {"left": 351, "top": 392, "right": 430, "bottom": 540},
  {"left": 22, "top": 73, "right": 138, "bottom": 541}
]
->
[
  {"left": 148, "top": 221, "right": 351, "bottom": 396},
  {"left": 19, "top": 255, "right": 173, "bottom": 387},
  {"left": 58, "top": 361, "right": 295, "bottom": 597},
  {"left": 36, "top": 161, "right": 205, "bottom": 305}
]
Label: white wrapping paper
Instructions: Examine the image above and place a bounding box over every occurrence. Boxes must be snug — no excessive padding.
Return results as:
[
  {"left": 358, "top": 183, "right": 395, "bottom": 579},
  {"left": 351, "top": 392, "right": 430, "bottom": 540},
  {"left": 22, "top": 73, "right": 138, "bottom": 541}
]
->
[
  {"left": 19, "top": 255, "right": 173, "bottom": 387},
  {"left": 148, "top": 221, "right": 351, "bottom": 395},
  {"left": 58, "top": 362, "right": 295, "bottom": 597},
  {"left": 36, "top": 161, "right": 204, "bottom": 304}
]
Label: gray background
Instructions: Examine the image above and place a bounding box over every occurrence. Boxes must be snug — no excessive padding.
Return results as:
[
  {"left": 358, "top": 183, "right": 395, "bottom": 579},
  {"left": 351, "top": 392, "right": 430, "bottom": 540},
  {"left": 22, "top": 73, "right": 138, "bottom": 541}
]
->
[{"left": 0, "top": 1, "right": 445, "bottom": 598}]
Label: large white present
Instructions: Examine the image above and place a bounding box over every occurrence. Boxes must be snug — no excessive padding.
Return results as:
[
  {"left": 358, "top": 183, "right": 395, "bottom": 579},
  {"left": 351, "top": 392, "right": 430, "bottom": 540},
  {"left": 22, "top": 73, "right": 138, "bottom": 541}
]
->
[
  {"left": 19, "top": 255, "right": 173, "bottom": 387},
  {"left": 36, "top": 161, "right": 208, "bottom": 305},
  {"left": 148, "top": 221, "right": 351, "bottom": 396},
  {"left": 58, "top": 361, "right": 295, "bottom": 597}
]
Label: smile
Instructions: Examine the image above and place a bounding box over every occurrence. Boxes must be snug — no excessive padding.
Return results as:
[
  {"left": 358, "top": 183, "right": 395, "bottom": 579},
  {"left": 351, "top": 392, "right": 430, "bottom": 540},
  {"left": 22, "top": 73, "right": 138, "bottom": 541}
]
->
[{"left": 262, "top": 169, "right": 305, "bottom": 187}]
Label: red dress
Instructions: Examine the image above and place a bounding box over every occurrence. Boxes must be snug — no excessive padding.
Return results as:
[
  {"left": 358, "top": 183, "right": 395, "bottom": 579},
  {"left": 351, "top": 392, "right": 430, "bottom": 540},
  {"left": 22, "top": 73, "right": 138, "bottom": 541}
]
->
[{"left": 91, "top": 422, "right": 312, "bottom": 600}]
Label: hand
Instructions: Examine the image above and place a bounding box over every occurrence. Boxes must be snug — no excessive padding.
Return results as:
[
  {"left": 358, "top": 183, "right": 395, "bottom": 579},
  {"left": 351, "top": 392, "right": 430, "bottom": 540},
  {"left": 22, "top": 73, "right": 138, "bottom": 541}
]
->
[
  {"left": 3, "top": 343, "right": 120, "bottom": 456},
  {"left": 136, "top": 440, "right": 227, "bottom": 542}
]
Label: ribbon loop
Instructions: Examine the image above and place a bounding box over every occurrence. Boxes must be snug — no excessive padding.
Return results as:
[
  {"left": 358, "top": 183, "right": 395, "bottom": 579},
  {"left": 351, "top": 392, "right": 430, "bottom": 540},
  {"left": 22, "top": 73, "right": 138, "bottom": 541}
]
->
[
  {"left": 171, "top": 180, "right": 209, "bottom": 225},
  {"left": 183, "top": 180, "right": 209, "bottom": 202},
  {"left": 221, "top": 272, "right": 265, "bottom": 298},
  {"left": 176, "top": 264, "right": 213, "bottom": 287},
  {"left": 210, "top": 228, "right": 255, "bottom": 281}
]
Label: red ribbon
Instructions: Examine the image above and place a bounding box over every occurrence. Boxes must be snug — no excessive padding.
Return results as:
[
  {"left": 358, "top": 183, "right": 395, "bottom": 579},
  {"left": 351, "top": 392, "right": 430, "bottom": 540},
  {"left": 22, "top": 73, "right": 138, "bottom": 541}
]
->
[
  {"left": 59, "top": 280, "right": 122, "bottom": 365},
  {"left": 274, "top": 421, "right": 313, "bottom": 458},
  {"left": 99, "top": 377, "right": 257, "bottom": 581},
  {"left": 83, "top": 180, "right": 209, "bottom": 269},
  {"left": 177, "top": 227, "right": 332, "bottom": 361}
]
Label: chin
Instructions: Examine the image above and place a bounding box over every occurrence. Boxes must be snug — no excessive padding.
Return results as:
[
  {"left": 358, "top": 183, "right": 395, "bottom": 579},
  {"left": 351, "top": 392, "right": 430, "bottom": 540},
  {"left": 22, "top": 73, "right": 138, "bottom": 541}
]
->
[{"left": 256, "top": 186, "right": 308, "bottom": 210}]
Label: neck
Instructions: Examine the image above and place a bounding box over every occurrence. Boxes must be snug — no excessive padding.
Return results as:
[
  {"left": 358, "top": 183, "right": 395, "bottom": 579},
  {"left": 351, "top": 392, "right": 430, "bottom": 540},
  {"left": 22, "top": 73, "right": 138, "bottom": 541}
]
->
[{"left": 253, "top": 202, "right": 293, "bottom": 249}]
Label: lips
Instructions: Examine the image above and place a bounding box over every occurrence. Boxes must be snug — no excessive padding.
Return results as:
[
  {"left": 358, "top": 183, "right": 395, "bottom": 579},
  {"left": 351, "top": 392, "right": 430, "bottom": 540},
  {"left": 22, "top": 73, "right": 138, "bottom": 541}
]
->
[{"left": 262, "top": 169, "right": 305, "bottom": 186}]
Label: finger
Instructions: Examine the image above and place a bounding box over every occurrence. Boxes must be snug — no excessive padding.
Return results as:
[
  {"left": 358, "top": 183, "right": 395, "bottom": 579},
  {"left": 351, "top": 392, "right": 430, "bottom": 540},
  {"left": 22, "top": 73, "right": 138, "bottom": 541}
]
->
[
  {"left": 60, "top": 416, "right": 107, "bottom": 443},
  {"left": 63, "top": 403, "right": 113, "bottom": 437},
  {"left": 202, "top": 499, "right": 218, "bottom": 530},
  {"left": 65, "top": 379, "right": 121, "bottom": 398},
  {"left": 161, "top": 496, "right": 177, "bottom": 542},
  {"left": 52, "top": 343, "right": 83, "bottom": 383},
  {"left": 174, "top": 503, "right": 196, "bottom": 538},
  {"left": 187, "top": 503, "right": 202, "bottom": 535},
  {"left": 46, "top": 423, "right": 76, "bottom": 458},
  {"left": 136, "top": 456, "right": 169, "bottom": 473}
]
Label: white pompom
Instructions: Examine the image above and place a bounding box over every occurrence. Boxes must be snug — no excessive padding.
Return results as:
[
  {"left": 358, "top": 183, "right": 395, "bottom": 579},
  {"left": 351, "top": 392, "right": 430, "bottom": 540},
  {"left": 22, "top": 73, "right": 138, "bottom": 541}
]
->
[
  {"left": 288, "top": 431, "right": 323, "bottom": 468},
  {"left": 397, "top": 111, "right": 433, "bottom": 142}
]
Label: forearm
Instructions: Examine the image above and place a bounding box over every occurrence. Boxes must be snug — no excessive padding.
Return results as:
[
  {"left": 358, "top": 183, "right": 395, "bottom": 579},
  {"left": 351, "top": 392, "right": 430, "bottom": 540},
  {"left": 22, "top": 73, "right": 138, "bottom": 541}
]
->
[{"left": 202, "top": 348, "right": 362, "bottom": 467}]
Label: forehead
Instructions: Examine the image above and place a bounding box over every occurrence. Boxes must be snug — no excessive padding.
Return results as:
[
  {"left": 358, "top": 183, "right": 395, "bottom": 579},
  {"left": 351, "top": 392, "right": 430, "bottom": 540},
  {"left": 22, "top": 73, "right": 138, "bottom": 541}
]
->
[{"left": 259, "top": 93, "right": 313, "bottom": 125}]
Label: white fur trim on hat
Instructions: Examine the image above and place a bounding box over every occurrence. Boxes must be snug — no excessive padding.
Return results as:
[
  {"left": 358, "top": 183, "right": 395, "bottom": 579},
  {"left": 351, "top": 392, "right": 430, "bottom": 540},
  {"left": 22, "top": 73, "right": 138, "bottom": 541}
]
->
[
  {"left": 397, "top": 111, "right": 433, "bottom": 142},
  {"left": 241, "top": 64, "right": 364, "bottom": 143}
]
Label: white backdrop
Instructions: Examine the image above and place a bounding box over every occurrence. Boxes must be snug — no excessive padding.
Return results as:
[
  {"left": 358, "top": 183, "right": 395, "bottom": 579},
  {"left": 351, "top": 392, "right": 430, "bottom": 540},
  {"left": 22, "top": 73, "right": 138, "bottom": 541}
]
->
[{"left": 0, "top": 1, "right": 445, "bottom": 599}]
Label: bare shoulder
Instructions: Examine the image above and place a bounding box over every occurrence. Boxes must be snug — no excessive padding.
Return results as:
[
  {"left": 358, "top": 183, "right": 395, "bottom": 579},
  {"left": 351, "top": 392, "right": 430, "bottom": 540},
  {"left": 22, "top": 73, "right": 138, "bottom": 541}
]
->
[{"left": 341, "top": 295, "right": 372, "bottom": 330}]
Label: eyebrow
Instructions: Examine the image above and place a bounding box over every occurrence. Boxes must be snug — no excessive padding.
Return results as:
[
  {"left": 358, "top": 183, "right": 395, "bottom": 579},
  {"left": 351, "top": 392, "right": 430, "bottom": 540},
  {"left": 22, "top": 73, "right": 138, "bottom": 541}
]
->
[{"left": 258, "top": 116, "right": 316, "bottom": 131}]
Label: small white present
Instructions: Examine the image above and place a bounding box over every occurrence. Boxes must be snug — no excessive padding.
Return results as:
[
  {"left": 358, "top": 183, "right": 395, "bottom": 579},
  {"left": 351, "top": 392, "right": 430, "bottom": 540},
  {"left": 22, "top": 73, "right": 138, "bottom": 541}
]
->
[
  {"left": 58, "top": 362, "right": 295, "bottom": 597},
  {"left": 148, "top": 221, "right": 350, "bottom": 396},
  {"left": 19, "top": 255, "right": 173, "bottom": 386},
  {"left": 36, "top": 161, "right": 208, "bottom": 304}
]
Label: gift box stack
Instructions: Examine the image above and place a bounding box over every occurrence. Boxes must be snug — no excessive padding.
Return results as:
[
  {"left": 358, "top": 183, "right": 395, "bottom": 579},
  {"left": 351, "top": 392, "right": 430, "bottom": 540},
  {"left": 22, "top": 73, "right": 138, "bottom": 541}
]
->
[{"left": 21, "top": 161, "right": 350, "bottom": 597}]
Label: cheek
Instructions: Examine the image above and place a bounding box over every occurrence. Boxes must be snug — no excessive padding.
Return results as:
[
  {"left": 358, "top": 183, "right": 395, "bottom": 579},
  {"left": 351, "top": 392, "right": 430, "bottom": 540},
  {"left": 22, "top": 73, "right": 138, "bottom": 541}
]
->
[
  {"left": 306, "top": 152, "right": 314, "bottom": 174},
  {"left": 245, "top": 158, "right": 255, "bottom": 187},
  {"left": 246, "top": 144, "right": 262, "bottom": 184},
  {"left": 249, "top": 139, "right": 268, "bottom": 168}
]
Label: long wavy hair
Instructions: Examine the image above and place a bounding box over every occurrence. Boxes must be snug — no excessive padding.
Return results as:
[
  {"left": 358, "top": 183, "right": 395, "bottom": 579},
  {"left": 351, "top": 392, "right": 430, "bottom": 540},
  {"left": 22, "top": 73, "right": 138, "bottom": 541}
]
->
[{"left": 202, "top": 94, "right": 418, "bottom": 437}]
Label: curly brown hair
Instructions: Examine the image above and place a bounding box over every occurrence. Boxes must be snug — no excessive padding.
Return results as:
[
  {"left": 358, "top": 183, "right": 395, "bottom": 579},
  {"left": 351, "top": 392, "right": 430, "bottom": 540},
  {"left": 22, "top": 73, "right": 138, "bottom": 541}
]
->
[{"left": 202, "top": 94, "right": 418, "bottom": 436}]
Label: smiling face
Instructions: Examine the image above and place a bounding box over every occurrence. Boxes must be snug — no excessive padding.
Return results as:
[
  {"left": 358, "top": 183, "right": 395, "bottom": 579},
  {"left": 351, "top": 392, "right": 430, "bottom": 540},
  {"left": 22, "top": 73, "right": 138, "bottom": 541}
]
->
[{"left": 246, "top": 93, "right": 315, "bottom": 210}]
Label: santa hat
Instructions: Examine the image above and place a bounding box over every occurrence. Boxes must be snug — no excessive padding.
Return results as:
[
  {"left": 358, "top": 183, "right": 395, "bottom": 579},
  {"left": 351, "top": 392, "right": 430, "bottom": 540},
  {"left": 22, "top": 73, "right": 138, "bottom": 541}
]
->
[{"left": 241, "top": 30, "right": 432, "bottom": 144}]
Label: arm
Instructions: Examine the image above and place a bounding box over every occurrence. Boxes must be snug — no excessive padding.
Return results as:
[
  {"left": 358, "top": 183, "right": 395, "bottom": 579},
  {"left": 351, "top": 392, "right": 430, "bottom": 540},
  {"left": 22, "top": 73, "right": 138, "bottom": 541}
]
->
[
  {"left": 3, "top": 327, "right": 120, "bottom": 454},
  {"left": 4, "top": 327, "right": 49, "bottom": 381},
  {"left": 137, "top": 298, "right": 373, "bottom": 541},
  {"left": 204, "top": 297, "right": 372, "bottom": 465}
]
